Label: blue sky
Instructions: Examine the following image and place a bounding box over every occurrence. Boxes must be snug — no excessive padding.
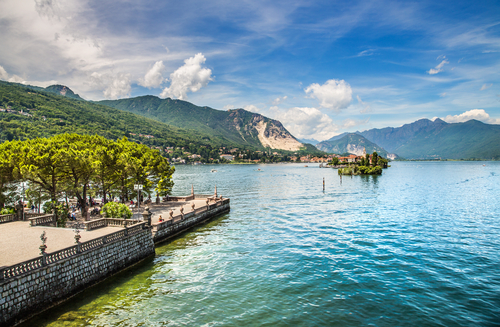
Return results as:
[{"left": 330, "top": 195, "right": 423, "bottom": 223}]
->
[{"left": 0, "top": 0, "right": 499, "bottom": 141}]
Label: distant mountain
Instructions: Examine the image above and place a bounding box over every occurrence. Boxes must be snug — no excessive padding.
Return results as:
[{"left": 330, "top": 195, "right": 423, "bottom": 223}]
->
[
  {"left": 99, "top": 96, "right": 305, "bottom": 151},
  {"left": 316, "top": 133, "right": 394, "bottom": 159},
  {"left": 357, "top": 118, "right": 500, "bottom": 159},
  {"left": 299, "top": 138, "right": 320, "bottom": 145},
  {"left": 44, "top": 85, "right": 84, "bottom": 100}
]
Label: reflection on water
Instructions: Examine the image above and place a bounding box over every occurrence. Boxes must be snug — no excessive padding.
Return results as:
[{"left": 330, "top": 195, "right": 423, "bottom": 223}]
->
[{"left": 20, "top": 162, "right": 500, "bottom": 326}]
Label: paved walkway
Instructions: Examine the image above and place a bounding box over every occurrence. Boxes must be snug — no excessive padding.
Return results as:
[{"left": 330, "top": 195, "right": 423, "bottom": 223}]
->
[
  {"left": 0, "top": 222, "right": 118, "bottom": 266},
  {"left": 0, "top": 198, "right": 216, "bottom": 267}
]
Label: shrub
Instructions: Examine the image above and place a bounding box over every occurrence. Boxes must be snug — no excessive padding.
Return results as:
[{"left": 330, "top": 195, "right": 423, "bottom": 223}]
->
[
  {"left": 1, "top": 207, "right": 14, "bottom": 215},
  {"left": 101, "top": 202, "right": 132, "bottom": 219}
]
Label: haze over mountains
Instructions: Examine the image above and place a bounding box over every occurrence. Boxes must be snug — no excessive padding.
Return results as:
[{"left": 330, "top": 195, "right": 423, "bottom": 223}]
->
[{"left": 1, "top": 81, "right": 498, "bottom": 160}]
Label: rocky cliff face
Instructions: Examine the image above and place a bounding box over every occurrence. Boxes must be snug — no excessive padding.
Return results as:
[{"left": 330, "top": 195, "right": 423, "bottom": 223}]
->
[{"left": 225, "top": 109, "right": 303, "bottom": 151}]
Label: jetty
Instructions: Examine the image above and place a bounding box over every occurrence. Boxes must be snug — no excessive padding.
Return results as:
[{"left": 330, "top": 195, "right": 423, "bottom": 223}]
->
[{"left": 0, "top": 188, "right": 229, "bottom": 327}]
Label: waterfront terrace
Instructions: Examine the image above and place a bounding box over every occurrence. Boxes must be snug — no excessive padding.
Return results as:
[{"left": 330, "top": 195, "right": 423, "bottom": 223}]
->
[{"left": 0, "top": 189, "right": 230, "bottom": 327}]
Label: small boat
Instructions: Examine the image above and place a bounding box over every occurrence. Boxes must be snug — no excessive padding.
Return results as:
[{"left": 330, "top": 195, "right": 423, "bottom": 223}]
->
[
  {"left": 304, "top": 165, "right": 308, "bottom": 167},
  {"left": 211, "top": 169, "right": 217, "bottom": 173}
]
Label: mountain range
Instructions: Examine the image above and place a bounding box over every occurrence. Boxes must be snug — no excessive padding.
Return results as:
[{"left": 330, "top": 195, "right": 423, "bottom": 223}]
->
[
  {"left": 315, "top": 134, "right": 395, "bottom": 159},
  {"left": 1, "top": 80, "right": 498, "bottom": 160},
  {"left": 317, "top": 118, "right": 500, "bottom": 160},
  {"left": 98, "top": 96, "right": 305, "bottom": 151},
  {"left": 0, "top": 81, "right": 318, "bottom": 154}
]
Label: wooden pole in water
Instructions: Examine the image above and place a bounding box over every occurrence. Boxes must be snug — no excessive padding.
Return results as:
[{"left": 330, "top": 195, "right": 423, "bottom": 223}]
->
[{"left": 323, "top": 177, "right": 325, "bottom": 192}]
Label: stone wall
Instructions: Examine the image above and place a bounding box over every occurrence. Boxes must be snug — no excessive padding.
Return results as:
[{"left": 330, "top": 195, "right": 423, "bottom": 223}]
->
[
  {"left": 152, "top": 199, "right": 230, "bottom": 243},
  {"left": 0, "top": 223, "right": 155, "bottom": 327}
]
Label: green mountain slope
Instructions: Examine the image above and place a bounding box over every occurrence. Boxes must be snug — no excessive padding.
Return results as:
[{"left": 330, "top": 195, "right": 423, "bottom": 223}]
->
[
  {"left": 358, "top": 118, "right": 500, "bottom": 159},
  {"left": 316, "top": 133, "right": 393, "bottom": 158},
  {"left": 98, "top": 96, "right": 305, "bottom": 151},
  {"left": 0, "top": 81, "right": 223, "bottom": 148}
]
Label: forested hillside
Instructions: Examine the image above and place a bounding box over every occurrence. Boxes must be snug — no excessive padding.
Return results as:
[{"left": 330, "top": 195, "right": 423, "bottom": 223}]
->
[{"left": 0, "top": 81, "right": 229, "bottom": 152}]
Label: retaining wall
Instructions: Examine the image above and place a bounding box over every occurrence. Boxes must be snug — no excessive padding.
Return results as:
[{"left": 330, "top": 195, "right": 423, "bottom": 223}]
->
[
  {"left": 0, "top": 223, "right": 155, "bottom": 327},
  {"left": 152, "top": 199, "right": 230, "bottom": 243}
]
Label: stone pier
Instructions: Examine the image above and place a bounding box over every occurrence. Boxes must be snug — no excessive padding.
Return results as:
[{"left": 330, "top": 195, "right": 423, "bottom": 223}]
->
[{"left": 0, "top": 192, "right": 230, "bottom": 326}]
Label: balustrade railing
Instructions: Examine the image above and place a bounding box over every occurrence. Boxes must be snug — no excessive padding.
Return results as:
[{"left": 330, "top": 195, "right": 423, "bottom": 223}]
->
[
  {"left": 0, "top": 222, "right": 147, "bottom": 280},
  {"left": 152, "top": 197, "right": 229, "bottom": 232},
  {"left": 29, "top": 214, "right": 56, "bottom": 227},
  {"left": 84, "top": 218, "right": 141, "bottom": 231},
  {"left": 0, "top": 214, "right": 16, "bottom": 224}
]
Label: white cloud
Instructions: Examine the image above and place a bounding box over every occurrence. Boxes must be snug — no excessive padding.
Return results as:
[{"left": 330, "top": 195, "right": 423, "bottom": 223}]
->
[
  {"left": 357, "top": 49, "right": 374, "bottom": 57},
  {"left": 480, "top": 83, "right": 492, "bottom": 90},
  {"left": 139, "top": 61, "right": 165, "bottom": 88},
  {"left": 223, "top": 104, "right": 235, "bottom": 110},
  {"left": 427, "top": 57, "right": 449, "bottom": 75},
  {"left": 272, "top": 95, "right": 287, "bottom": 105},
  {"left": 8, "top": 75, "right": 25, "bottom": 83},
  {"left": 160, "top": 53, "right": 212, "bottom": 100},
  {"left": 304, "top": 79, "right": 352, "bottom": 112},
  {"left": 244, "top": 105, "right": 260, "bottom": 113},
  {"left": 274, "top": 107, "right": 339, "bottom": 141},
  {"left": 443, "top": 109, "right": 500, "bottom": 124},
  {"left": 341, "top": 118, "right": 370, "bottom": 129},
  {"left": 90, "top": 72, "right": 131, "bottom": 99},
  {"left": 356, "top": 95, "right": 371, "bottom": 113},
  {"left": 0, "top": 66, "right": 8, "bottom": 80},
  {"left": 104, "top": 74, "right": 131, "bottom": 99},
  {"left": 0, "top": 65, "right": 26, "bottom": 83},
  {"left": 439, "top": 92, "right": 447, "bottom": 97}
]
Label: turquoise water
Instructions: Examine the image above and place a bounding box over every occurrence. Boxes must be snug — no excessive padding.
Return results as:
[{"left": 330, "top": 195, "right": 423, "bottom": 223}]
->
[{"left": 21, "top": 162, "right": 500, "bottom": 326}]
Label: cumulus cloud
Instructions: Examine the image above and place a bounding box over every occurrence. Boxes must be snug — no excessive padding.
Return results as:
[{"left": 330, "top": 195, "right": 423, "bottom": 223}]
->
[
  {"left": 0, "top": 66, "right": 8, "bottom": 80},
  {"left": 139, "top": 61, "right": 165, "bottom": 88},
  {"left": 90, "top": 72, "right": 131, "bottom": 99},
  {"left": 160, "top": 53, "right": 212, "bottom": 100},
  {"left": 427, "top": 57, "right": 449, "bottom": 74},
  {"left": 480, "top": 83, "right": 492, "bottom": 90},
  {"left": 341, "top": 118, "right": 370, "bottom": 129},
  {"left": 272, "top": 96, "right": 287, "bottom": 105},
  {"left": 304, "top": 79, "right": 352, "bottom": 112},
  {"left": 274, "top": 107, "right": 339, "bottom": 141},
  {"left": 443, "top": 109, "right": 500, "bottom": 124},
  {"left": 244, "top": 105, "right": 261, "bottom": 113},
  {"left": 0, "top": 65, "right": 25, "bottom": 83},
  {"left": 356, "top": 95, "right": 371, "bottom": 113},
  {"left": 223, "top": 104, "right": 235, "bottom": 110}
]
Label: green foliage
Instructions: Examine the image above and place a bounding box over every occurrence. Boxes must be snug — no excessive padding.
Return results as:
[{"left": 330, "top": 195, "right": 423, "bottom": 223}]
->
[
  {"left": 101, "top": 202, "right": 132, "bottom": 219},
  {"left": 42, "top": 201, "right": 69, "bottom": 227},
  {"left": 372, "top": 152, "right": 379, "bottom": 166},
  {"left": 1, "top": 207, "right": 14, "bottom": 214},
  {"left": 338, "top": 165, "right": 382, "bottom": 175},
  {"left": 329, "top": 157, "right": 340, "bottom": 166},
  {"left": 0, "top": 81, "right": 221, "bottom": 150},
  {"left": 0, "top": 133, "right": 174, "bottom": 222}
]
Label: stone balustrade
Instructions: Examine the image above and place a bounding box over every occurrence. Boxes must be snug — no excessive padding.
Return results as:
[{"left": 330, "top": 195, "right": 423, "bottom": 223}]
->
[
  {"left": 84, "top": 218, "right": 142, "bottom": 231},
  {"left": 0, "top": 214, "right": 16, "bottom": 224},
  {"left": 25, "top": 212, "right": 47, "bottom": 219},
  {"left": 0, "top": 222, "right": 147, "bottom": 281},
  {"left": 151, "top": 197, "right": 230, "bottom": 241},
  {"left": 29, "top": 214, "right": 56, "bottom": 227}
]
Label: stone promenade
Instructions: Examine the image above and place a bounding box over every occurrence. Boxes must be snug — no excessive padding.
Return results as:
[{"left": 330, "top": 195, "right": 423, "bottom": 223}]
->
[{"left": 0, "top": 198, "right": 214, "bottom": 267}]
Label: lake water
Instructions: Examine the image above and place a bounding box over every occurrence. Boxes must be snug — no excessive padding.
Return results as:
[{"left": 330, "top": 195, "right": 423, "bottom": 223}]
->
[{"left": 21, "top": 162, "right": 500, "bottom": 326}]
